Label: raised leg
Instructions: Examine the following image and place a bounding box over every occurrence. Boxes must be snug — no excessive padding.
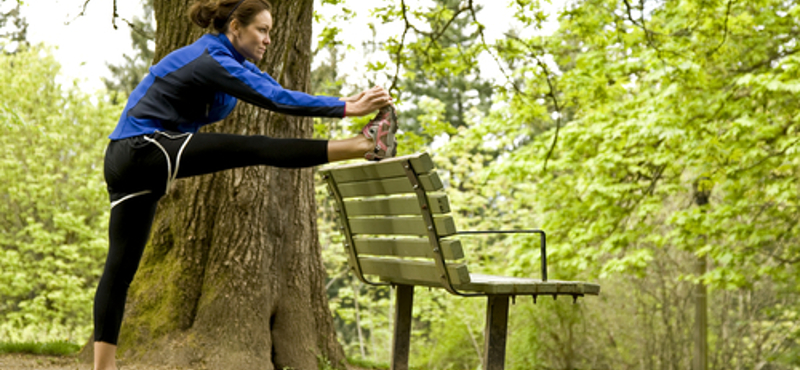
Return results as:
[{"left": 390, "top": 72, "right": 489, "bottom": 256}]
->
[
  {"left": 390, "top": 284, "right": 414, "bottom": 370},
  {"left": 483, "top": 295, "right": 510, "bottom": 370}
]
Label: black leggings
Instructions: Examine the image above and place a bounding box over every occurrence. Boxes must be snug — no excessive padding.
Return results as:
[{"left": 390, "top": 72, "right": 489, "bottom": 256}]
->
[{"left": 94, "top": 131, "right": 329, "bottom": 344}]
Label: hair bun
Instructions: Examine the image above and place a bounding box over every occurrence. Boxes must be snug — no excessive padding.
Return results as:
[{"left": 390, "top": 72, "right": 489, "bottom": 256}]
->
[{"left": 188, "top": 1, "right": 217, "bottom": 29}]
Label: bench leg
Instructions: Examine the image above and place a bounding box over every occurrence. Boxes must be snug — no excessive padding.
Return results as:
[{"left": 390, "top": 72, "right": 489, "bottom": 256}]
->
[
  {"left": 391, "top": 284, "right": 414, "bottom": 370},
  {"left": 483, "top": 295, "right": 510, "bottom": 370}
]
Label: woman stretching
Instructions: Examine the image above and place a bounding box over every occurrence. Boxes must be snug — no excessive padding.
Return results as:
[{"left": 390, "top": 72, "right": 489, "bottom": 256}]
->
[{"left": 93, "top": 0, "right": 398, "bottom": 368}]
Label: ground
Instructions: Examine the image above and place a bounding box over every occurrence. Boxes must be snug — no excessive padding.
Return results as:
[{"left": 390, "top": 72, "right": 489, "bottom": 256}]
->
[
  {"left": 0, "top": 354, "right": 185, "bottom": 370},
  {"left": 0, "top": 354, "right": 374, "bottom": 370}
]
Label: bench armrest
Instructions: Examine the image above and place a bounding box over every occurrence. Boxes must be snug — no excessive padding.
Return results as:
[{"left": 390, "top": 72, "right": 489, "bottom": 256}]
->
[{"left": 455, "top": 229, "right": 547, "bottom": 281}]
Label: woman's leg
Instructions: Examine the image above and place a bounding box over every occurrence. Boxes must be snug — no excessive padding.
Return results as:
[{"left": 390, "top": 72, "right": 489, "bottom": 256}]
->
[
  {"left": 175, "top": 133, "right": 372, "bottom": 178},
  {"left": 94, "top": 342, "right": 117, "bottom": 370},
  {"left": 328, "top": 135, "right": 374, "bottom": 162},
  {"left": 92, "top": 132, "right": 373, "bottom": 369},
  {"left": 93, "top": 192, "right": 159, "bottom": 370}
]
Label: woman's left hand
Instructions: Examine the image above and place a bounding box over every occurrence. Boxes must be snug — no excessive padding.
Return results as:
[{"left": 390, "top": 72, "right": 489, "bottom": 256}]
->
[
  {"left": 343, "top": 86, "right": 392, "bottom": 117},
  {"left": 340, "top": 91, "right": 366, "bottom": 103}
]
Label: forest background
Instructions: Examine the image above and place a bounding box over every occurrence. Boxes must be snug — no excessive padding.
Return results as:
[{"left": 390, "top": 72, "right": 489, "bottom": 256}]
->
[{"left": 1, "top": 0, "right": 799, "bottom": 369}]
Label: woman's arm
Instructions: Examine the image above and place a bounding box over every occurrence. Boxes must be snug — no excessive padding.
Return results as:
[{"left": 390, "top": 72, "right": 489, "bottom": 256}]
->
[{"left": 194, "top": 51, "right": 346, "bottom": 118}]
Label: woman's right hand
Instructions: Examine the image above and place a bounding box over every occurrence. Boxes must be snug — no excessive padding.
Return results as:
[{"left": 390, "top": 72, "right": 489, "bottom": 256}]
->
[{"left": 343, "top": 86, "right": 392, "bottom": 117}]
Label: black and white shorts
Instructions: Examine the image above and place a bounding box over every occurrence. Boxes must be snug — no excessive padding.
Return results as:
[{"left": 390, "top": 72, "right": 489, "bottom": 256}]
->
[{"left": 104, "top": 131, "right": 193, "bottom": 208}]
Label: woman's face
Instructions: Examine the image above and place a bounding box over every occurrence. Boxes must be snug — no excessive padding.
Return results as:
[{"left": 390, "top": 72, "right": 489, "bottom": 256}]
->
[{"left": 229, "top": 10, "right": 273, "bottom": 61}]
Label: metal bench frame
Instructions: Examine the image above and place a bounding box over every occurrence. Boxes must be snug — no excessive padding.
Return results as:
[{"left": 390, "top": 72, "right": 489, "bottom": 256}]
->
[{"left": 321, "top": 153, "right": 599, "bottom": 370}]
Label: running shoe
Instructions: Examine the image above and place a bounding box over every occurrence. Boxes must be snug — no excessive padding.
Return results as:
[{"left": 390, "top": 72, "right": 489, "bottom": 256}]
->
[{"left": 361, "top": 105, "right": 398, "bottom": 161}]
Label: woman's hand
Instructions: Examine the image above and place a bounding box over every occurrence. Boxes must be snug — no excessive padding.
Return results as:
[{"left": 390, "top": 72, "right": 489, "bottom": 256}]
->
[
  {"left": 340, "top": 91, "right": 365, "bottom": 103},
  {"left": 342, "top": 86, "right": 392, "bottom": 117}
]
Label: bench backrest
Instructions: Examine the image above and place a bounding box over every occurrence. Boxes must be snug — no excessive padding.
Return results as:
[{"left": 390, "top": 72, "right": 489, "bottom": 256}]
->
[{"left": 320, "top": 152, "right": 470, "bottom": 292}]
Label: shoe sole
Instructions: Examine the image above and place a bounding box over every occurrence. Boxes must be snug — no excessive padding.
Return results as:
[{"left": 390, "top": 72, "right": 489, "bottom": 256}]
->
[{"left": 383, "top": 106, "right": 399, "bottom": 158}]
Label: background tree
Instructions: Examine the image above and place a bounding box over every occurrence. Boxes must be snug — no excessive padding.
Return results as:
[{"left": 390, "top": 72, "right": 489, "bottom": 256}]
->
[
  {"left": 460, "top": 0, "right": 800, "bottom": 368},
  {"left": 0, "top": 0, "right": 28, "bottom": 53},
  {"left": 394, "top": 0, "right": 493, "bottom": 131},
  {"left": 319, "top": 0, "right": 800, "bottom": 368},
  {"left": 0, "top": 46, "right": 119, "bottom": 343},
  {"left": 103, "top": 0, "right": 155, "bottom": 100}
]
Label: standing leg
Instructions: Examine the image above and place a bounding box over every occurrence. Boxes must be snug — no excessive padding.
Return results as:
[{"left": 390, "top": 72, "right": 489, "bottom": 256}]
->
[
  {"left": 93, "top": 193, "right": 160, "bottom": 370},
  {"left": 483, "top": 295, "right": 510, "bottom": 370}
]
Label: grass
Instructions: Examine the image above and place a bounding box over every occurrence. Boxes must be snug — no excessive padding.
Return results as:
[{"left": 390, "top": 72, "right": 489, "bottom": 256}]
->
[
  {"left": 346, "top": 356, "right": 428, "bottom": 370},
  {"left": 346, "top": 356, "right": 398, "bottom": 370},
  {"left": 0, "top": 341, "right": 81, "bottom": 356}
]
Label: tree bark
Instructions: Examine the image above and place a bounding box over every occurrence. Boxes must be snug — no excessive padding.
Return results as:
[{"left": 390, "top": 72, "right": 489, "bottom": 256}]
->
[{"left": 88, "top": 1, "right": 345, "bottom": 369}]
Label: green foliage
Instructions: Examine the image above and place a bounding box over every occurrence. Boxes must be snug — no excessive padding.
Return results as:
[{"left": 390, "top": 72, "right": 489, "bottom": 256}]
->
[
  {"left": 346, "top": 356, "right": 390, "bottom": 369},
  {"left": 0, "top": 45, "right": 120, "bottom": 342},
  {"left": 316, "top": 0, "right": 800, "bottom": 368},
  {"left": 495, "top": 0, "right": 800, "bottom": 285},
  {"left": 11, "top": 0, "right": 798, "bottom": 367},
  {"left": 0, "top": 340, "right": 81, "bottom": 356},
  {"left": 0, "top": 0, "right": 28, "bottom": 53},
  {"left": 392, "top": 0, "right": 494, "bottom": 131}
]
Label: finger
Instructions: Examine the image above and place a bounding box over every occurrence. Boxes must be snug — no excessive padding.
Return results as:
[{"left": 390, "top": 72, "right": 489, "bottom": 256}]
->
[
  {"left": 365, "top": 92, "right": 385, "bottom": 102},
  {"left": 368, "top": 89, "right": 389, "bottom": 99}
]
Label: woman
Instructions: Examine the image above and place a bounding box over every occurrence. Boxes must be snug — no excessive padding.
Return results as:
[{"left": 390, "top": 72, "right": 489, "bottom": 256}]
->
[{"left": 93, "top": 0, "right": 397, "bottom": 368}]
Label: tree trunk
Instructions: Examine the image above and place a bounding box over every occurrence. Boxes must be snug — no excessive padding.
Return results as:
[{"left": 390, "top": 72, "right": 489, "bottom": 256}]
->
[{"left": 90, "top": 1, "right": 346, "bottom": 369}]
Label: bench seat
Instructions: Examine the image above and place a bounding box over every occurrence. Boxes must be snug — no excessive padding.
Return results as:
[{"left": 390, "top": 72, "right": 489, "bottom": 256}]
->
[{"left": 375, "top": 273, "right": 600, "bottom": 296}]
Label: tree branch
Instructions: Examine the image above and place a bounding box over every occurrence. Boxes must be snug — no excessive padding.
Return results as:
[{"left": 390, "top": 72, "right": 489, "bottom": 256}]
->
[
  {"left": 734, "top": 48, "right": 800, "bottom": 74},
  {"left": 707, "top": 0, "right": 734, "bottom": 57},
  {"left": 466, "top": 0, "right": 515, "bottom": 88},
  {"left": 387, "top": 0, "right": 411, "bottom": 96},
  {"left": 112, "top": 0, "right": 119, "bottom": 29},
  {"left": 733, "top": 137, "right": 800, "bottom": 175},
  {"left": 389, "top": 0, "right": 474, "bottom": 96},
  {"left": 504, "top": 34, "right": 564, "bottom": 172},
  {"left": 65, "top": 0, "right": 93, "bottom": 25},
  {"left": 421, "top": 5, "right": 471, "bottom": 56},
  {"left": 618, "top": 0, "right": 688, "bottom": 63}
]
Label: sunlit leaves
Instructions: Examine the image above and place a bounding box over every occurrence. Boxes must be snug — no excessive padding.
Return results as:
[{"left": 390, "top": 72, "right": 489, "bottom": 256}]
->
[
  {"left": 0, "top": 45, "right": 120, "bottom": 342},
  {"left": 311, "top": 0, "right": 800, "bottom": 366}
]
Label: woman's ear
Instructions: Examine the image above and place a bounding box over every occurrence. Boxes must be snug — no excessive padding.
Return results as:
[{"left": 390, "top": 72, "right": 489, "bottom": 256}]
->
[{"left": 228, "top": 19, "right": 240, "bottom": 37}]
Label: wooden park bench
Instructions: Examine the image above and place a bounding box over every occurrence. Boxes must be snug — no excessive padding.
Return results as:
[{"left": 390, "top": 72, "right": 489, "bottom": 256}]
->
[{"left": 319, "top": 152, "right": 600, "bottom": 370}]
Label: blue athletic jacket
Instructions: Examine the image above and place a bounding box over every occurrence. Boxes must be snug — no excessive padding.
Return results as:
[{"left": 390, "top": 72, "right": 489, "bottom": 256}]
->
[{"left": 109, "top": 33, "right": 345, "bottom": 139}]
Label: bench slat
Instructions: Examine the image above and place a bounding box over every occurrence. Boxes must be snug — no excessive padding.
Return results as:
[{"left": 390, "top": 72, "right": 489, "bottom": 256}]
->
[
  {"left": 322, "top": 151, "right": 601, "bottom": 301},
  {"left": 337, "top": 173, "right": 443, "bottom": 198},
  {"left": 354, "top": 237, "right": 464, "bottom": 260},
  {"left": 344, "top": 195, "right": 450, "bottom": 216},
  {"left": 359, "top": 257, "right": 471, "bottom": 285},
  {"left": 323, "top": 153, "right": 434, "bottom": 184},
  {"left": 349, "top": 216, "right": 456, "bottom": 236}
]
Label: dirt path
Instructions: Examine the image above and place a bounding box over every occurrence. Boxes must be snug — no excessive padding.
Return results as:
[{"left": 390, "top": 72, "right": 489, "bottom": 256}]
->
[
  {"left": 0, "top": 354, "right": 374, "bottom": 370},
  {"left": 0, "top": 354, "right": 193, "bottom": 370},
  {"left": 0, "top": 354, "right": 86, "bottom": 370}
]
